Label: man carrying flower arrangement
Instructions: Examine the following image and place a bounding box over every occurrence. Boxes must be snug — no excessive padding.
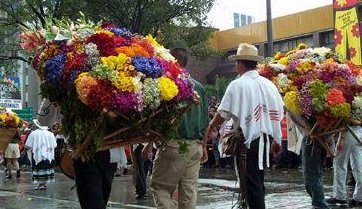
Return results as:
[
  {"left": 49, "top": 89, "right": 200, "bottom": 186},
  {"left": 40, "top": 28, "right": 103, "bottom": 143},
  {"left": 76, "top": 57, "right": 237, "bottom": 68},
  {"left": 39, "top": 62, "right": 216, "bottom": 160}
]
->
[
  {"left": 204, "top": 43, "right": 284, "bottom": 209},
  {"left": 146, "top": 47, "right": 209, "bottom": 209}
]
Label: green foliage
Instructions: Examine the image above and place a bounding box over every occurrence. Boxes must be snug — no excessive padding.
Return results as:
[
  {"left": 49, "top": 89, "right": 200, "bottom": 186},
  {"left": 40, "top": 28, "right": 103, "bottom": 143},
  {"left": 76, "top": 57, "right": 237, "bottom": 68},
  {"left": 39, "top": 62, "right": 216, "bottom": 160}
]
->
[{"left": 204, "top": 76, "right": 233, "bottom": 100}]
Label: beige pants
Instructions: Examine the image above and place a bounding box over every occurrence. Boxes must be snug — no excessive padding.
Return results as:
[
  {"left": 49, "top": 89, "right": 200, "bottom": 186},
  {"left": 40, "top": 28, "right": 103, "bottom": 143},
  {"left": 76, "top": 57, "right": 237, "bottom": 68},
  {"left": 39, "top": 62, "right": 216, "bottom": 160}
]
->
[{"left": 150, "top": 140, "right": 203, "bottom": 209}]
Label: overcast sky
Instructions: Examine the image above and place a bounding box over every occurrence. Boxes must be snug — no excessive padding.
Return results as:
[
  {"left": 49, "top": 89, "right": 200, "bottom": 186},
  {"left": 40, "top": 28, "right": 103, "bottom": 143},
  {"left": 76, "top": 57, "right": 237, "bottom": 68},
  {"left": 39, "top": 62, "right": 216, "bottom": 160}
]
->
[{"left": 207, "top": 0, "right": 333, "bottom": 30}]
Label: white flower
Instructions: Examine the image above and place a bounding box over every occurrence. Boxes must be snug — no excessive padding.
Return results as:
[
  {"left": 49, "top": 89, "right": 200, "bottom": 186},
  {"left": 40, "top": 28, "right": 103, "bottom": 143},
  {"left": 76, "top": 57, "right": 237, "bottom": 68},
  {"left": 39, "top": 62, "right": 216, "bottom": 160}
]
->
[
  {"left": 155, "top": 47, "right": 176, "bottom": 62},
  {"left": 356, "top": 76, "right": 362, "bottom": 86},
  {"left": 352, "top": 96, "right": 362, "bottom": 108},
  {"left": 278, "top": 73, "right": 290, "bottom": 87}
]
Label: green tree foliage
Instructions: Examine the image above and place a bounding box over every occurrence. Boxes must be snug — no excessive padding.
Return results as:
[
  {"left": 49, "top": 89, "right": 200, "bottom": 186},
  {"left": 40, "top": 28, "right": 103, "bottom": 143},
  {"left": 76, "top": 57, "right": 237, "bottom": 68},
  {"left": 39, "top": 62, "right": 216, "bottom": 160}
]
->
[
  {"left": 0, "top": 0, "right": 218, "bottom": 73},
  {"left": 204, "top": 76, "right": 233, "bottom": 101}
]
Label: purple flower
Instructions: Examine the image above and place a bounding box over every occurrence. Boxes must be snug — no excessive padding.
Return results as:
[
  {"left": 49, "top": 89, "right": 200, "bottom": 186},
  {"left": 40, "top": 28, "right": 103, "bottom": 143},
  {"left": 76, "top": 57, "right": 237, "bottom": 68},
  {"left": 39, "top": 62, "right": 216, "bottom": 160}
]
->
[
  {"left": 44, "top": 53, "right": 66, "bottom": 87},
  {"left": 113, "top": 91, "right": 143, "bottom": 113},
  {"left": 132, "top": 56, "right": 164, "bottom": 78},
  {"left": 286, "top": 60, "right": 298, "bottom": 73},
  {"left": 110, "top": 28, "right": 132, "bottom": 38},
  {"left": 174, "top": 77, "right": 193, "bottom": 101},
  {"left": 319, "top": 71, "right": 335, "bottom": 83},
  {"left": 299, "top": 85, "right": 313, "bottom": 117}
]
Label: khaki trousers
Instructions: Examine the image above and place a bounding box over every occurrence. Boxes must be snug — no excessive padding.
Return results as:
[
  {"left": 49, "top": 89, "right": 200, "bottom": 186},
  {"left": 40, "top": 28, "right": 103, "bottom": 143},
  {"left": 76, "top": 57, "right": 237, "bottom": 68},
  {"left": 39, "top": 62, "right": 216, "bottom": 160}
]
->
[{"left": 150, "top": 140, "right": 203, "bottom": 209}]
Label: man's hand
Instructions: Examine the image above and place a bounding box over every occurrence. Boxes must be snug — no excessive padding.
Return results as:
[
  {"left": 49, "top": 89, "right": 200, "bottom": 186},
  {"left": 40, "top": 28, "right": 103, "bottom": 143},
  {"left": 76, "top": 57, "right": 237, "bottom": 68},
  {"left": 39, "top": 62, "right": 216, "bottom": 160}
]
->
[
  {"left": 271, "top": 141, "right": 282, "bottom": 158},
  {"left": 200, "top": 144, "right": 208, "bottom": 163}
]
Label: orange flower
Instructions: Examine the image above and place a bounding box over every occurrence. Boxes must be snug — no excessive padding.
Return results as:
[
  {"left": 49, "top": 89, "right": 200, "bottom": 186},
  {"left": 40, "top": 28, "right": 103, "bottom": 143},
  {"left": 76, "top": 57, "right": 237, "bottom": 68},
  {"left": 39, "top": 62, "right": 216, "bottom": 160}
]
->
[
  {"left": 326, "top": 88, "right": 345, "bottom": 106},
  {"left": 115, "top": 43, "right": 150, "bottom": 57}
]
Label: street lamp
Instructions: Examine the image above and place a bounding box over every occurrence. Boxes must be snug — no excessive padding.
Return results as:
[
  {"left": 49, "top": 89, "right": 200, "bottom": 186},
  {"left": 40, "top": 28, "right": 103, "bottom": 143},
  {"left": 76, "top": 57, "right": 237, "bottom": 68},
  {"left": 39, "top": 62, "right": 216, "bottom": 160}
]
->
[{"left": 266, "top": 0, "right": 273, "bottom": 57}]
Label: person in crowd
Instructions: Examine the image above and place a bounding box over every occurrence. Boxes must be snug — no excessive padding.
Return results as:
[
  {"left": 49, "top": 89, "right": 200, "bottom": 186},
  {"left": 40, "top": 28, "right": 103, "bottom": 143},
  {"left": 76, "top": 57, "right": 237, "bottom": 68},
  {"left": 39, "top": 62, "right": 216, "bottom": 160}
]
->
[
  {"left": 146, "top": 47, "right": 209, "bottom": 209},
  {"left": 52, "top": 123, "right": 65, "bottom": 166},
  {"left": 134, "top": 143, "right": 148, "bottom": 200},
  {"left": 25, "top": 119, "right": 57, "bottom": 190},
  {"left": 4, "top": 130, "right": 21, "bottom": 179},
  {"left": 288, "top": 110, "right": 331, "bottom": 209},
  {"left": 326, "top": 120, "right": 362, "bottom": 207},
  {"left": 204, "top": 43, "right": 283, "bottom": 209}
]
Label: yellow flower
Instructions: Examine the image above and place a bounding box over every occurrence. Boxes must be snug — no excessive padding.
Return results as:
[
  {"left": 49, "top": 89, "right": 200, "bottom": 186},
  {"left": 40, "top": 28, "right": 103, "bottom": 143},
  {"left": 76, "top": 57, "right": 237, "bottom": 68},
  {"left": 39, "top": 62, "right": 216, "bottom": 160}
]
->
[
  {"left": 298, "top": 61, "right": 314, "bottom": 72},
  {"left": 273, "top": 52, "right": 284, "bottom": 60},
  {"left": 145, "top": 34, "right": 161, "bottom": 48},
  {"left": 101, "top": 53, "right": 132, "bottom": 71},
  {"left": 278, "top": 57, "right": 289, "bottom": 66},
  {"left": 296, "top": 43, "right": 307, "bottom": 50},
  {"left": 96, "top": 30, "right": 114, "bottom": 36},
  {"left": 158, "top": 77, "right": 179, "bottom": 101},
  {"left": 283, "top": 91, "right": 301, "bottom": 114},
  {"left": 112, "top": 71, "right": 138, "bottom": 92}
]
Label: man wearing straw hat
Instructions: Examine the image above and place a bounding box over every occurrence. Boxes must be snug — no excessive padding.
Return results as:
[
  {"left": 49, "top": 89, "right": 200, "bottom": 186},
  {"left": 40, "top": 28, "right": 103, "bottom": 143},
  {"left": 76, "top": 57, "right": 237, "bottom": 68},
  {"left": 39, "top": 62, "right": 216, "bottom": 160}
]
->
[{"left": 204, "top": 43, "right": 283, "bottom": 209}]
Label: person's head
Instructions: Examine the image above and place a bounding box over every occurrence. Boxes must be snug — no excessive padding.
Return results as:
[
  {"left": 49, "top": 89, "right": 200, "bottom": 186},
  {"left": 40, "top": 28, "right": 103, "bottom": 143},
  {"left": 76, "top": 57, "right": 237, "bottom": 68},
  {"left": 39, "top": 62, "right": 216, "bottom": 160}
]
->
[
  {"left": 170, "top": 47, "right": 188, "bottom": 68},
  {"left": 228, "top": 43, "right": 263, "bottom": 75},
  {"left": 52, "top": 123, "right": 60, "bottom": 134}
]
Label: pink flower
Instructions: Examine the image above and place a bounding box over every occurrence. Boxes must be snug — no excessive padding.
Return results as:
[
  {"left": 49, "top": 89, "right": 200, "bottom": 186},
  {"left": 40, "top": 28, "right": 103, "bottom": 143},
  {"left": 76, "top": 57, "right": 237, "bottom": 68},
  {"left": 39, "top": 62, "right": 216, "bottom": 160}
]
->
[{"left": 20, "top": 31, "right": 45, "bottom": 51}]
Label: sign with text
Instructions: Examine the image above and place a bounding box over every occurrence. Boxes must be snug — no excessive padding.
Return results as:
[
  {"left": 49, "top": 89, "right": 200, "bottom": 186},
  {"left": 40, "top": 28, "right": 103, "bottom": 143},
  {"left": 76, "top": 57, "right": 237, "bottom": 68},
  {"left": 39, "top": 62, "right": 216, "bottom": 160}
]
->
[
  {"left": 333, "top": 0, "right": 361, "bottom": 65},
  {"left": 0, "top": 76, "right": 22, "bottom": 109}
]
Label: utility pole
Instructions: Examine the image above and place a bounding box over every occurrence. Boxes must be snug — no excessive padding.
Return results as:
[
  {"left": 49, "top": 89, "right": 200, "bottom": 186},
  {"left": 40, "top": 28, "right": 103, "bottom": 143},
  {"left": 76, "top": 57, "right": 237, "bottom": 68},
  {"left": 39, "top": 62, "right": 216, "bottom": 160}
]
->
[{"left": 266, "top": 0, "right": 273, "bottom": 57}]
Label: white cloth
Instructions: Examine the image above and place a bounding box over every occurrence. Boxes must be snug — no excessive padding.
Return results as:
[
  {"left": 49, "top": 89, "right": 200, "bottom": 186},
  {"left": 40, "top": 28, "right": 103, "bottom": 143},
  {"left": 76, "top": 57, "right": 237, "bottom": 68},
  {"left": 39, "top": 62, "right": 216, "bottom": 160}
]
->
[
  {"left": 110, "top": 146, "right": 127, "bottom": 167},
  {"left": 25, "top": 128, "right": 57, "bottom": 165},
  {"left": 333, "top": 125, "right": 362, "bottom": 202},
  {"left": 218, "top": 70, "right": 284, "bottom": 169},
  {"left": 286, "top": 114, "right": 304, "bottom": 155}
]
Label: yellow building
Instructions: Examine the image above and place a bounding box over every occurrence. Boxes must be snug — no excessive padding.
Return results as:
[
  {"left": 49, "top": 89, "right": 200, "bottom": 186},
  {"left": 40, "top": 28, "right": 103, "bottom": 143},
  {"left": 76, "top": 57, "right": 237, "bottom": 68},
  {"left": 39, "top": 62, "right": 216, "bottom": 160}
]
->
[{"left": 206, "top": 3, "right": 362, "bottom": 81}]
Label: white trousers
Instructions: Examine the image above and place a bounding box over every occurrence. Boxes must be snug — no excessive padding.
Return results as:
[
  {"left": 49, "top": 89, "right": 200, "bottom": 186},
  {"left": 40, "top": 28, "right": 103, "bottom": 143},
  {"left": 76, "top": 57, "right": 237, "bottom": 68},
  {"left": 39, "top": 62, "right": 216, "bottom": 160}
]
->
[{"left": 333, "top": 126, "right": 362, "bottom": 201}]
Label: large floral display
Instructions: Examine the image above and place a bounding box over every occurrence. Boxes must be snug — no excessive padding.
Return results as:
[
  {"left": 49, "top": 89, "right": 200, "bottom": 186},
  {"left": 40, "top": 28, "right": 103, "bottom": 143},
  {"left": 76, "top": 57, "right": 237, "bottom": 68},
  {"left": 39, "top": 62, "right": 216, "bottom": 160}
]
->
[
  {"left": 0, "top": 107, "right": 22, "bottom": 151},
  {"left": 21, "top": 18, "right": 195, "bottom": 157},
  {"left": 259, "top": 44, "right": 362, "bottom": 155}
]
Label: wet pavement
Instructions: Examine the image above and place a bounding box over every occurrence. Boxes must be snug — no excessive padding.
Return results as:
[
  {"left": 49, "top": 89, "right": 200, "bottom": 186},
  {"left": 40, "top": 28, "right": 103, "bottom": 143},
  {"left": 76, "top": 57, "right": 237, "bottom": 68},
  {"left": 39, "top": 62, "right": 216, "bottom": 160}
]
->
[{"left": 0, "top": 167, "right": 361, "bottom": 209}]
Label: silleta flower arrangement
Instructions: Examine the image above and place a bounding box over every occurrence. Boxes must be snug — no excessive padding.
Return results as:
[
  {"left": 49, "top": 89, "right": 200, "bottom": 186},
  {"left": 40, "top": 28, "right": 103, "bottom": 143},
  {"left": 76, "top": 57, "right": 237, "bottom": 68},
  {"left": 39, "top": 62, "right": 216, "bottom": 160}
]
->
[
  {"left": 21, "top": 17, "right": 195, "bottom": 158},
  {"left": 259, "top": 44, "right": 362, "bottom": 155},
  {"left": 0, "top": 107, "right": 22, "bottom": 128}
]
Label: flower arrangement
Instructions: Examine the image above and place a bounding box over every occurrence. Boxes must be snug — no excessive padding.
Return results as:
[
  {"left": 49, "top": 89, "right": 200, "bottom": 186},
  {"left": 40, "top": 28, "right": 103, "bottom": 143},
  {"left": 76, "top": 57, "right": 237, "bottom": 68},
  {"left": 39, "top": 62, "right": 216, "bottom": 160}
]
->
[
  {"left": 259, "top": 44, "right": 362, "bottom": 155},
  {"left": 259, "top": 44, "right": 362, "bottom": 126},
  {"left": 21, "top": 17, "right": 195, "bottom": 157},
  {"left": 0, "top": 107, "right": 22, "bottom": 128}
]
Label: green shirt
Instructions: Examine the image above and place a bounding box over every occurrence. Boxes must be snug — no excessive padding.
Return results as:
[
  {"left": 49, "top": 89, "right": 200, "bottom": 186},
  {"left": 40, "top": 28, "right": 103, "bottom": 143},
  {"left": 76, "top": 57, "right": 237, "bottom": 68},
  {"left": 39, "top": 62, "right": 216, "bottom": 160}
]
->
[{"left": 176, "top": 79, "right": 209, "bottom": 140}]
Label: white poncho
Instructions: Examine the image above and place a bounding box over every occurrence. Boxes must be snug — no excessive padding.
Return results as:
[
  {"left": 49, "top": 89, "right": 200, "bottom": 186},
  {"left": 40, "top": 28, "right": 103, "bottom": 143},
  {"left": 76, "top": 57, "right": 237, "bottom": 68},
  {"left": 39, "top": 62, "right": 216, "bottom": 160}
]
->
[
  {"left": 218, "top": 70, "right": 284, "bottom": 169},
  {"left": 25, "top": 128, "right": 57, "bottom": 165}
]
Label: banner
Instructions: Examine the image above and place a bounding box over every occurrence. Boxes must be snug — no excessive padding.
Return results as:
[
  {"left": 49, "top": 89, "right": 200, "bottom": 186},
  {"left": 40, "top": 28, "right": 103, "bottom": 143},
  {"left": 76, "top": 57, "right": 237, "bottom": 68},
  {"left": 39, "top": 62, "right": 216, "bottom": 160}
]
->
[
  {"left": 0, "top": 76, "right": 22, "bottom": 109},
  {"left": 333, "top": 0, "right": 361, "bottom": 65}
]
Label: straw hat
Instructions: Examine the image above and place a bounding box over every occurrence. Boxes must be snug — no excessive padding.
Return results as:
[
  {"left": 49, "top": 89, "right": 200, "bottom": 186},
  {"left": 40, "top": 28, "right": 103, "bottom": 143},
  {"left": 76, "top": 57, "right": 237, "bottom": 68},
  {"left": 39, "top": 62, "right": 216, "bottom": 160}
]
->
[{"left": 228, "top": 43, "right": 263, "bottom": 62}]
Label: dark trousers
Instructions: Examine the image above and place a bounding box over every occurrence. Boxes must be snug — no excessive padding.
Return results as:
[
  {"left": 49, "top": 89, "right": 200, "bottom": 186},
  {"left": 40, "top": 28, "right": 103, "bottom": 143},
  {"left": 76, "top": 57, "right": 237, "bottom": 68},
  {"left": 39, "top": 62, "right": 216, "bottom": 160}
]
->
[
  {"left": 237, "top": 137, "right": 266, "bottom": 209},
  {"left": 302, "top": 137, "right": 328, "bottom": 208},
  {"left": 134, "top": 144, "right": 147, "bottom": 195},
  {"left": 74, "top": 150, "right": 117, "bottom": 209}
]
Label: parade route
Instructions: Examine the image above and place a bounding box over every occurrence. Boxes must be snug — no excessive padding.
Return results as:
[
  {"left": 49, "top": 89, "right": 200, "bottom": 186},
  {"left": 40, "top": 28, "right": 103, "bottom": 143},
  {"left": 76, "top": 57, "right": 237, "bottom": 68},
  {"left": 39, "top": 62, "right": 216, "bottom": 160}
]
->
[{"left": 0, "top": 168, "right": 360, "bottom": 209}]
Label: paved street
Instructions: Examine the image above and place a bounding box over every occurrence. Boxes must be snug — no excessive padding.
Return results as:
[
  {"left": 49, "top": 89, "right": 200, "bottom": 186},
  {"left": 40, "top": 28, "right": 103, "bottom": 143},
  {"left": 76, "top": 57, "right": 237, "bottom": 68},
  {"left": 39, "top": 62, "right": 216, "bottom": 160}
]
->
[{"left": 0, "top": 167, "right": 360, "bottom": 209}]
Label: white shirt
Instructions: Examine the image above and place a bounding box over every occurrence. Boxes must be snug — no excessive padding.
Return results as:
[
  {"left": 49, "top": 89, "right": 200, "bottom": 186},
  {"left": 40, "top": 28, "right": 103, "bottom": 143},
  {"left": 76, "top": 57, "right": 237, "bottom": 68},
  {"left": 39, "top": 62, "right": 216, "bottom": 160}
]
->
[
  {"left": 218, "top": 70, "right": 284, "bottom": 169},
  {"left": 25, "top": 128, "right": 57, "bottom": 165}
]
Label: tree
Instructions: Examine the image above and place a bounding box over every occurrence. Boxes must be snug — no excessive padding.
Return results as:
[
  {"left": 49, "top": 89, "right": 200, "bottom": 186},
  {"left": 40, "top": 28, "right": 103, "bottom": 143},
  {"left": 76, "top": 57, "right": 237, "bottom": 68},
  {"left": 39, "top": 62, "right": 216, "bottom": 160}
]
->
[
  {"left": 0, "top": 0, "right": 82, "bottom": 73},
  {"left": 0, "top": 0, "right": 218, "bottom": 74}
]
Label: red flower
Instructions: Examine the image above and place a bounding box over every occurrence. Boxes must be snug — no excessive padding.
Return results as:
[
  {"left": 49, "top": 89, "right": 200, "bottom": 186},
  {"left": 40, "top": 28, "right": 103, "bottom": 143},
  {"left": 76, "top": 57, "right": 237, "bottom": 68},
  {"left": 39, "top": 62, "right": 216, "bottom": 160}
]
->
[
  {"left": 350, "top": 47, "right": 357, "bottom": 59},
  {"left": 317, "top": 113, "right": 336, "bottom": 128},
  {"left": 157, "top": 59, "right": 183, "bottom": 79},
  {"left": 326, "top": 88, "right": 346, "bottom": 106},
  {"left": 351, "top": 23, "right": 360, "bottom": 38},
  {"left": 334, "top": 29, "right": 343, "bottom": 46},
  {"left": 62, "top": 52, "right": 87, "bottom": 86},
  {"left": 87, "top": 33, "right": 130, "bottom": 57},
  {"left": 87, "top": 80, "right": 116, "bottom": 111}
]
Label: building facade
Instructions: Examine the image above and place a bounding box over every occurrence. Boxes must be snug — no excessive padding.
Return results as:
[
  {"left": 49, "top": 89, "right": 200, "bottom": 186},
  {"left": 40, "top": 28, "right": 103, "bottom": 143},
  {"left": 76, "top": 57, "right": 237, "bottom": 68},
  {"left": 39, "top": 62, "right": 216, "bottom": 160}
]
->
[{"left": 204, "top": 3, "right": 362, "bottom": 82}]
